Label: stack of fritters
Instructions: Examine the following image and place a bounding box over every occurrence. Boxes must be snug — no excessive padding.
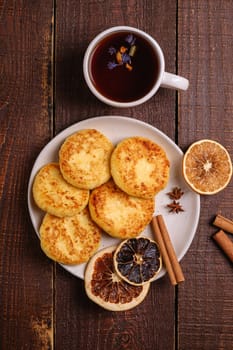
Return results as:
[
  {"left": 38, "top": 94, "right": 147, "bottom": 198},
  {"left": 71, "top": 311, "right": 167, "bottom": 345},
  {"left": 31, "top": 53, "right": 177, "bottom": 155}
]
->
[
  {"left": 89, "top": 136, "right": 169, "bottom": 239},
  {"left": 33, "top": 129, "right": 113, "bottom": 265},
  {"left": 32, "top": 129, "right": 170, "bottom": 266}
]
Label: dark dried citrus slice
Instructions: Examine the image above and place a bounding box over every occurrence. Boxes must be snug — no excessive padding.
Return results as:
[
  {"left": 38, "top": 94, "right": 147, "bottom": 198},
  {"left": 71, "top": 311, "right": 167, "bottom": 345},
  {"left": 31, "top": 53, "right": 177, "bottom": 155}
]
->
[
  {"left": 114, "top": 237, "right": 162, "bottom": 286},
  {"left": 84, "top": 246, "right": 150, "bottom": 311}
]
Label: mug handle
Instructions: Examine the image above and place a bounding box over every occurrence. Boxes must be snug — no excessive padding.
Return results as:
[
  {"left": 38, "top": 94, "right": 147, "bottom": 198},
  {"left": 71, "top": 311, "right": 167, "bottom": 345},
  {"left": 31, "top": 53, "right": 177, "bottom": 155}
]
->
[{"left": 161, "top": 72, "right": 189, "bottom": 91}]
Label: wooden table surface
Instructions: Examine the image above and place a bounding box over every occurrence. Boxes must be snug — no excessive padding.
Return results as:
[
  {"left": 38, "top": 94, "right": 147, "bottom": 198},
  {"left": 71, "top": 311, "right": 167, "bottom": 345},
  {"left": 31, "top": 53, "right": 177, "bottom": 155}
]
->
[{"left": 1, "top": 1, "right": 233, "bottom": 349}]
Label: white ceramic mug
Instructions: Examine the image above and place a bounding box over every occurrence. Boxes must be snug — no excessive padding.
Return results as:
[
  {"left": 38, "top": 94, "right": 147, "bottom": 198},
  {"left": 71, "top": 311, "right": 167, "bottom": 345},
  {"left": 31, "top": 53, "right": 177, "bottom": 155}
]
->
[{"left": 83, "top": 26, "right": 189, "bottom": 108}]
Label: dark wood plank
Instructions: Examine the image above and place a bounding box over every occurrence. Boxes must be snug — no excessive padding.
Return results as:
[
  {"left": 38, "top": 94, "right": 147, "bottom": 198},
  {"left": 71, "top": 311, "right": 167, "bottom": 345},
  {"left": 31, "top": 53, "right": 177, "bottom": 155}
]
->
[
  {"left": 178, "top": 1, "right": 233, "bottom": 349},
  {"left": 54, "top": 1, "right": 178, "bottom": 349},
  {"left": 0, "top": 1, "right": 54, "bottom": 348}
]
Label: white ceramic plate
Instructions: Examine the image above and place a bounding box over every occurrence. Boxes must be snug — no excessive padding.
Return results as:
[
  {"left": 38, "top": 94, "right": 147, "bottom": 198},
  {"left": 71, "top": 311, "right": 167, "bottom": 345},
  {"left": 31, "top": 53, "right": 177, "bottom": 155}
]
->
[{"left": 28, "top": 116, "right": 200, "bottom": 280}]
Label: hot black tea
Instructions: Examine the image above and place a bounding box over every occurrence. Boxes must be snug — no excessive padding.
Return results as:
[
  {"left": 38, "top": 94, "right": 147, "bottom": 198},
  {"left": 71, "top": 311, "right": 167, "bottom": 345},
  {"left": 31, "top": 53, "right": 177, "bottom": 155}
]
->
[{"left": 89, "top": 32, "right": 159, "bottom": 102}]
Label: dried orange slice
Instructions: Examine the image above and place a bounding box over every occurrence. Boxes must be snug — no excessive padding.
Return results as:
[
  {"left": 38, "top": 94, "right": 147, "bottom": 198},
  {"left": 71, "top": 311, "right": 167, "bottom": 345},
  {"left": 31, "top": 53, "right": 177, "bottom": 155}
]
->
[
  {"left": 114, "top": 237, "right": 162, "bottom": 286},
  {"left": 183, "top": 139, "right": 232, "bottom": 195},
  {"left": 84, "top": 246, "right": 150, "bottom": 311}
]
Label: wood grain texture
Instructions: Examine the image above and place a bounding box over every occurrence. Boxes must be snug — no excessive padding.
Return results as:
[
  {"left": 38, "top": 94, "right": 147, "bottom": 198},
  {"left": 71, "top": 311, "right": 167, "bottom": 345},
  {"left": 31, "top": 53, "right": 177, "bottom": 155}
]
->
[
  {"left": 0, "top": 1, "right": 54, "bottom": 349},
  {"left": 54, "top": 1, "right": 177, "bottom": 350},
  {"left": 1, "top": 0, "right": 232, "bottom": 349},
  {"left": 178, "top": 1, "right": 233, "bottom": 349}
]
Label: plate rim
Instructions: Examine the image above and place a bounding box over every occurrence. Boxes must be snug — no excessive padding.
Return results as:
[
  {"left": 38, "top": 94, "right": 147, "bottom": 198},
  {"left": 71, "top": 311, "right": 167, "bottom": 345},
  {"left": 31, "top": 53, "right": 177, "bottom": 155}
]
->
[{"left": 27, "top": 115, "right": 200, "bottom": 280}]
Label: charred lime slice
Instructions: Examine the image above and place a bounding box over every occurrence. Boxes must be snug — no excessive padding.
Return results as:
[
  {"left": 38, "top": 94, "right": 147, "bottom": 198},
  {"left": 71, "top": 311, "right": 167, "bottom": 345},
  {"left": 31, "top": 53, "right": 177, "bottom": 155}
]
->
[
  {"left": 114, "top": 237, "right": 162, "bottom": 286},
  {"left": 85, "top": 246, "right": 150, "bottom": 311}
]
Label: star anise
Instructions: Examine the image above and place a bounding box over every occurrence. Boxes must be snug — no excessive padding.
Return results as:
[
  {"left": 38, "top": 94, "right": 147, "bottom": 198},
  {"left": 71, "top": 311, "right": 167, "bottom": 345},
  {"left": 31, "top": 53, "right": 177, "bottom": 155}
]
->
[
  {"left": 167, "top": 187, "right": 184, "bottom": 200},
  {"left": 166, "top": 200, "right": 184, "bottom": 214}
]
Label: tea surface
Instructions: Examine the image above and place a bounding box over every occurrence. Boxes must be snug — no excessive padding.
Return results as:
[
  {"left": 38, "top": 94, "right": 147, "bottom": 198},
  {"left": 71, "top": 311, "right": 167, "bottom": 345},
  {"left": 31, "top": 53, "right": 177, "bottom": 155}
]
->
[{"left": 89, "top": 32, "right": 159, "bottom": 102}]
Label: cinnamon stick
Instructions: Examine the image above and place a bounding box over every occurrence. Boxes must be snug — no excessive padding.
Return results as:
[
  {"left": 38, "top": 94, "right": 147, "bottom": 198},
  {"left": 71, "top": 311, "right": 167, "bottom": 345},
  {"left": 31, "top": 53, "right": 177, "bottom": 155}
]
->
[
  {"left": 157, "top": 215, "right": 185, "bottom": 283},
  {"left": 152, "top": 215, "right": 185, "bottom": 285},
  {"left": 152, "top": 217, "right": 177, "bottom": 285},
  {"left": 213, "top": 214, "right": 233, "bottom": 235},
  {"left": 212, "top": 230, "right": 233, "bottom": 263}
]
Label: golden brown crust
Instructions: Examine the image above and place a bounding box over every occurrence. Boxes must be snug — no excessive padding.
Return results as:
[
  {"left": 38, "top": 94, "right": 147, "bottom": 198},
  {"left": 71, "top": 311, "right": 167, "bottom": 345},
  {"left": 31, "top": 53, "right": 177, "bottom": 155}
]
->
[
  {"left": 59, "top": 129, "right": 114, "bottom": 190},
  {"left": 32, "top": 163, "right": 89, "bottom": 217},
  {"left": 40, "top": 207, "right": 102, "bottom": 265},
  {"left": 110, "top": 136, "right": 170, "bottom": 198},
  {"left": 89, "top": 179, "right": 155, "bottom": 239}
]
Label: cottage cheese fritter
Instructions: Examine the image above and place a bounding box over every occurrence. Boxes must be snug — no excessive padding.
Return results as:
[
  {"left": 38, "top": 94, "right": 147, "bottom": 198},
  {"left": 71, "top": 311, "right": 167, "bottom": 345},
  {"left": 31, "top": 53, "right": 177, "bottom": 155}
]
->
[{"left": 111, "top": 136, "right": 170, "bottom": 199}]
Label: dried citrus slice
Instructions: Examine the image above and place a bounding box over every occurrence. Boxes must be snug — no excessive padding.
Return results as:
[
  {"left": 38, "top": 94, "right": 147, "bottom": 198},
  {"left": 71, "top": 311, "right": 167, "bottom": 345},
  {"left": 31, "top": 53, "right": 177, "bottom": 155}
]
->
[
  {"left": 183, "top": 139, "right": 232, "bottom": 195},
  {"left": 85, "top": 246, "right": 150, "bottom": 311},
  {"left": 114, "top": 237, "right": 162, "bottom": 286}
]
